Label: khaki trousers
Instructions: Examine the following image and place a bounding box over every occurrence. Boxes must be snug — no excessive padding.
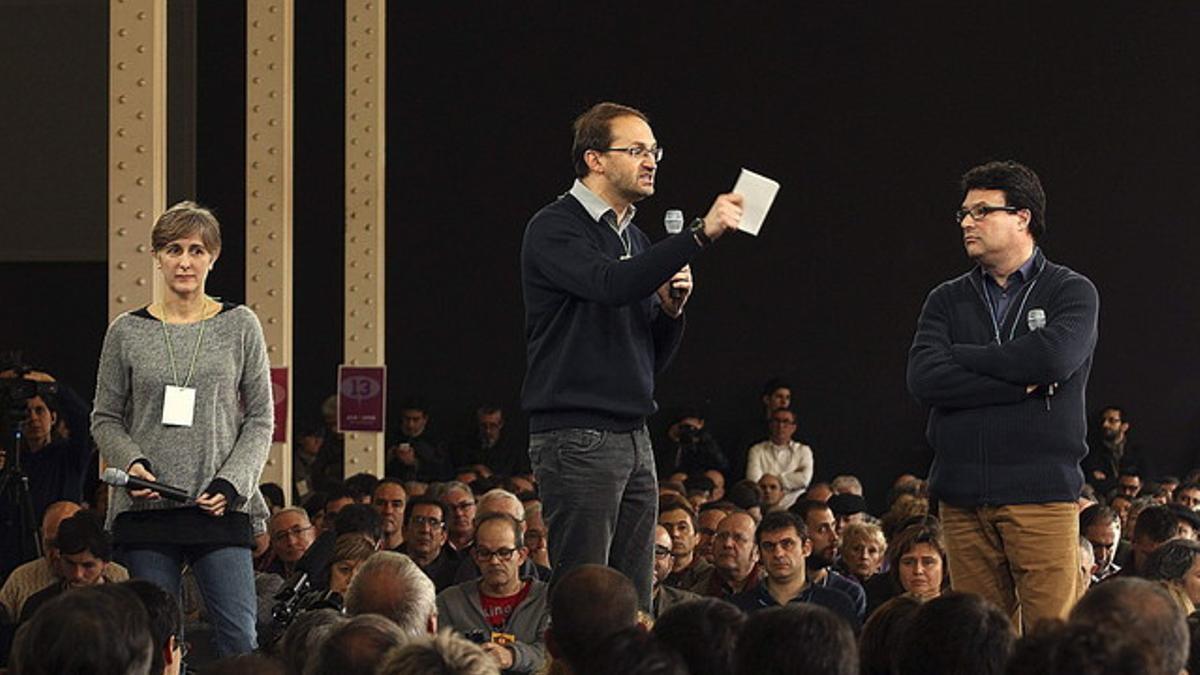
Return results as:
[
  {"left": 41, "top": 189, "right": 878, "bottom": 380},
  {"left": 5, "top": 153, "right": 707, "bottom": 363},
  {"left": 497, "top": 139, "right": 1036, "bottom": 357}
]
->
[{"left": 939, "top": 501, "right": 1081, "bottom": 633}]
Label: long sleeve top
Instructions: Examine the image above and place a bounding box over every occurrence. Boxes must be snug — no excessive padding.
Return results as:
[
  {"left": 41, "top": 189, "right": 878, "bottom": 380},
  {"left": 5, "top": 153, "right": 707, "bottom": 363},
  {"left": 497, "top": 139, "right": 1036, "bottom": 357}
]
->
[{"left": 745, "top": 439, "right": 814, "bottom": 507}]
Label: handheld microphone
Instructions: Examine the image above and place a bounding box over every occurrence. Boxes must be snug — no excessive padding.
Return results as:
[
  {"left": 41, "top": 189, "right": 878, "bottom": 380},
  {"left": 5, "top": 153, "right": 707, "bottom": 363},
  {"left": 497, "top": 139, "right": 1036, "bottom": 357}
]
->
[
  {"left": 102, "top": 467, "right": 192, "bottom": 502},
  {"left": 664, "top": 209, "right": 685, "bottom": 234},
  {"left": 1027, "top": 308, "right": 1047, "bottom": 331},
  {"left": 664, "top": 210, "right": 686, "bottom": 299}
]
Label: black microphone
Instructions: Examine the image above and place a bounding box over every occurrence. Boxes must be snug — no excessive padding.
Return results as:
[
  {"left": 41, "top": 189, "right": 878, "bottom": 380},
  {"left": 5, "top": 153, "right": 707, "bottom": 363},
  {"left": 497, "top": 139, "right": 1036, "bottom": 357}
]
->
[{"left": 101, "top": 467, "right": 192, "bottom": 502}]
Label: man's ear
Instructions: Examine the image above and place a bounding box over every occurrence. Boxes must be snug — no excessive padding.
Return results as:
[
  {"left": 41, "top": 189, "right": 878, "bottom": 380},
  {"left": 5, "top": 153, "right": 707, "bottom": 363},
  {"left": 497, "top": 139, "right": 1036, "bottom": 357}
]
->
[{"left": 427, "top": 611, "right": 438, "bottom": 635}]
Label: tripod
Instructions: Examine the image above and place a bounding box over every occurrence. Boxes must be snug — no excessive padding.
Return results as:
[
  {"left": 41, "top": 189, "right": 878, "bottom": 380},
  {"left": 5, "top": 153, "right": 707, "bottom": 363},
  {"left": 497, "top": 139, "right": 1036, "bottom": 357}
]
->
[{"left": 0, "top": 396, "right": 43, "bottom": 580}]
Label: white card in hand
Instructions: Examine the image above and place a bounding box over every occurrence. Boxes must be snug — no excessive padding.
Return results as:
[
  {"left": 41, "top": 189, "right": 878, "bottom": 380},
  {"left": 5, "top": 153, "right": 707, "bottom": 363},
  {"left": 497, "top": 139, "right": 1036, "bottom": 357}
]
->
[
  {"left": 162, "top": 385, "right": 196, "bottom": 427},
  {"left": 732, "top": 168, "right": 781, "bottom": 236}
]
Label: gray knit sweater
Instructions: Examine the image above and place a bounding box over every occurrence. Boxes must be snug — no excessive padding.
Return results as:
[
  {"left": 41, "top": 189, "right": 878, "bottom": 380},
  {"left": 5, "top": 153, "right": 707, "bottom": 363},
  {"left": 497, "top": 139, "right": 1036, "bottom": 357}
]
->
[{"left": 92, "top": 304, "right": 274, "bottom": 528}]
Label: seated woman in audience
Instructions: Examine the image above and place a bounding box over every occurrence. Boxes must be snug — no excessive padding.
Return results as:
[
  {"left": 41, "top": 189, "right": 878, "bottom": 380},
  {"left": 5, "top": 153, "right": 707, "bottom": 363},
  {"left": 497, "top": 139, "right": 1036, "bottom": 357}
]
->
[
  {"left": 864, "top": 522, "right": 948, "bottom": 616},
  {"left": 327, "top": 534, "right": 376, "bottom": 596},
  {"left": 837, "top": 522, "right": 887, "bottom": 584}
]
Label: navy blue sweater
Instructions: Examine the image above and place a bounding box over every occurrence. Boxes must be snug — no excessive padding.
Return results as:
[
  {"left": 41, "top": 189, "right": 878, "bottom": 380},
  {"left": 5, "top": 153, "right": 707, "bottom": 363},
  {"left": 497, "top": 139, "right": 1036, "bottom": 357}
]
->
[
  {"left": 906, "top": 250, "right": 1099, "bottom": 506},
  {"left": 521, "top": 194, "right": 703, "bottom": 432}
]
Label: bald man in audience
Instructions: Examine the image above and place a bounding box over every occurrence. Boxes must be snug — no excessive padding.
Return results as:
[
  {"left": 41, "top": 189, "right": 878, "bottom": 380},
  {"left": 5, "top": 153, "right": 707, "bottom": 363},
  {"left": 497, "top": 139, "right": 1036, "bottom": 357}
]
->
[
  {"left": 690, "top": 511, "right": 762, "bottom": 598},
  {"left": 0, "top": 501, "right": 128, "bottom": 620}
]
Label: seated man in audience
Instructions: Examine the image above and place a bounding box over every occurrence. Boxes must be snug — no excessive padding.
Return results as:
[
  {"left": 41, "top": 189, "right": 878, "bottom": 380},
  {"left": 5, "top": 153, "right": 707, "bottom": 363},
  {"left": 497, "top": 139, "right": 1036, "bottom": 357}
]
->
[
  {"left": 1175, "top": 481, "right": 1200, "bottom": 511},
  {"left": 323, "top": 485, "right": 357, "bottom": 530},
  {"left": 9, "top": 583, "right": 154, "bottom": 675},
  {"left": 453, "top": 489, "right": 550, "bottom": 584},
  {"left": 705, "top": 469, "right": 727, "bottom": 502},
  {"left": 1068, "top": 577, "right": 1189, "bottom": 675},
  {"left": 895, "top": 593, "right": 1013, "bottom": 675},
  {"left": 265, "top": 507, "right": 317, "bottom": 577},
  {"left": 125, "top": 579, "right": 186, "bottom": 675},
  {"left": 307, "top": 613, "right": 409, "bottom": 675},
  {"left": 745, "top": 408, "right": 812, "bottom": 509},
  {"left": 734, "top": 604, "right": 858, "bottom": 675},
  {"left": 459, "top": 404, "right": 530, "bottom": 477},
  {"left": 544, "top": 565, "right": 639, "bottom": 675},
  {"left": 437, "top": 513, "right": 549, "bottom": 673},
  {"left": 658, "top": 494, "right": 712, "bottom": 590},
  {"left": 398, "top": 494, "right": 458, "bottom": 591},
  {"left": 436, "top": 481, "right": 479, "bottom": 552},
  {"left": 652, "top": 524, "right": 699, "bottom": 619},
  {"left": 690, "top": 510, "right": 762, "bottom": 598},
  {"left": 757, "top": 474, "right": 786, "bottom": 513},
  {"left": 1123, "top": 504, "right": 1181, "bottom": 577},
  {"left": 0, "top": 501, "right": 128, "bottom": 620},
  {"left": 19, "top": 510, "right": 115, "bottom": 622},
  {"left": 1080, "top": 504, "right": 1123, "bottom": 582},
  {"left": 695, "top": 503, "right": 731, "bottom": 563},
  {"left": 523, "top": 502, "right": 550, "bottom": 570},
  {"left": 792, "top": 499, "right": 866, "bottom": 622},
  {"left": 729, "top": 511, "right": 860, "bottom": 630},
  {"left": 806, "top": 482, "right": 834, "bottom": 503},
  {"left": 387, "top": 399, "right": 454, "bottom": 482},
  {"left": 345, "top": 550, "right": 438, "bottom": 637},
  {"left": 827, "top": 493, "right": 869, "bottom": 536},
  {"left": 372, "top": 478, "right": 408, "bottom": 551}
]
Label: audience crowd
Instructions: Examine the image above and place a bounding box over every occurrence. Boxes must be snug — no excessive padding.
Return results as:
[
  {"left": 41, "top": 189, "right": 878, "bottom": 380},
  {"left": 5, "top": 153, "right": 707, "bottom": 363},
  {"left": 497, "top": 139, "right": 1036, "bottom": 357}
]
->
[{"left": 3, "top": 372, "right": 1200, "bottom": 674}]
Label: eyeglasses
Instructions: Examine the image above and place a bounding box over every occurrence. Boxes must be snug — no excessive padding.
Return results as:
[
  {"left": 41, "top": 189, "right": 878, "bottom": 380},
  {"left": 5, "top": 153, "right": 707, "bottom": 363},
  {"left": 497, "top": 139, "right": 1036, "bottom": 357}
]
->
[
  {"left": 654, "top": 546, "right": 673, "bottom": 558},
  {"left": 409, "top": 515, "right": 443, "bottom": 529},
  {"left": 271, "top": 525, "right": 314, "bottom": 543},
  {"left": 473, "top": 546, "right": 518, "bottom": 562},
  {"left": 597, "top": 145, "right": 663, "bottom": 162},
  {"left": 955, "top": 204, "right": 1020, "bottom": 223},
  {"left": 448, "top": 500, "right": 477, "bottom": 513}
]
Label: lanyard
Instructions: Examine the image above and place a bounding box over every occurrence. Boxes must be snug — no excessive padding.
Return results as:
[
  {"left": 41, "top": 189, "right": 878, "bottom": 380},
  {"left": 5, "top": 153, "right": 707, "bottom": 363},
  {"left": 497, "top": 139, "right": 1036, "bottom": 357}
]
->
[{"left": 159, "top": 303, "right": 209, "bottom": 388}]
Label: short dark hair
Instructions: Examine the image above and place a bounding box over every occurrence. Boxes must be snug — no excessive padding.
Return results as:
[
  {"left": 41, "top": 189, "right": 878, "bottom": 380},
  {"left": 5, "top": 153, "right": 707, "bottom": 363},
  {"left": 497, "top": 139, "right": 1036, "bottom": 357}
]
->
[
  {"left": 403, "top": 494, "right": 446, "bottom": 528},
  {"left": 571, "top": 102, "right": 650, "bottom": 178},
  {"left": 1133, "top": 505, "right": 1181, "bottom": 545},
  {"left": 761, "top": 377, "right": 792, "bottom": 398},
  {"left": 735, "top": 605, "right": 857, "bottom": 675},
  {"left": 860, "top": 595, "right": 923, "bottom": 675},
  {"left": 123, "top": 579, "right": 183, "bottom": 675},
  {"left": 344, "top": 472, "right": 380, "bottom": 501},
  {"left": 55, "top": 510, "right": 112, "bottom": 561},
  {"left": 578, "top": 626, "right": 688, "bottom": 675},
  {"left": 756, "top": 511, "right": 808, "bottom": 545},
  {"left": 727, "top": 480, "right": 765, "bottom": 511},
  {"left": 653, "top": 598, "right": 746, "bottom": 675},
  {"left": 307, "top": 614, "right": 407, "bottom": 675},
  {"left": 278, "top": 608, "right": 346, "bottom": 675},
  {"left": 260, "top": 482, "right": 285, "bottom": 510},
  {"left": 11, "top": 584, "right": 153, "bottom": 675},
  {"left": 549, "top": 565, "right": 638, "bottom": 668},
  {"left": 1070, "top": 577, "right": 1189, "bottom": 675},
  {"left": 1007, "top": 619, "right": 1161, "bottom": 675},
  {"left": 334, "top": 503, "right": 384, "bottom": 543},
  {"left": 896, "top": 592, "right": 1014, "bottom": 675},
  {"left": 887, "top": 523, "right": 948, "bottom": 591},
  {"left": 1097, "top": 404, "right": 1128, "bottom": 424},
  {"left": 961, "top": 160, "right": 1047, "bottom": 240},
  {"left": 1079, "top": 504, "right": 1120, "bottom": 531},
  {"left": 659, "top": 494, "right": 699, "bottom": 531},
  {"left": 789, "top": 498, "right": 832, "bottom": 524},
  {"left": 373, "top": 477, "right": 407, "bottom": 497}
]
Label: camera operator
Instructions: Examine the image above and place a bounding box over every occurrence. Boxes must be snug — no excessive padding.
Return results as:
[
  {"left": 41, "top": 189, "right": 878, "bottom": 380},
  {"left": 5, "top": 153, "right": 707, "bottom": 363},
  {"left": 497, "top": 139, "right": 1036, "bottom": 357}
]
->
[{"left": 658, "top": 410, "right": 728, "bottom": 477}]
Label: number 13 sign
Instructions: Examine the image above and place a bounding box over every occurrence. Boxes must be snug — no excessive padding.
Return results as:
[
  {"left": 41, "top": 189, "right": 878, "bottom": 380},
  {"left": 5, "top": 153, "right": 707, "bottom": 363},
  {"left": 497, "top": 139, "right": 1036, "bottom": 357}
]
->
[{"left": 337, "top": 365, "right": 387, "bottom": 433}]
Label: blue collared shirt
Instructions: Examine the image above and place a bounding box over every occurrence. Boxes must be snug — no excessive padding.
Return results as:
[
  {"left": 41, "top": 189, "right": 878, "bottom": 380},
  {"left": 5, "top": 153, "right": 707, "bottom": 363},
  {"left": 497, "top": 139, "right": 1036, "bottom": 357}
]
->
[{"left": 982, "top": 249, "right": 1038, "bottom": 326}]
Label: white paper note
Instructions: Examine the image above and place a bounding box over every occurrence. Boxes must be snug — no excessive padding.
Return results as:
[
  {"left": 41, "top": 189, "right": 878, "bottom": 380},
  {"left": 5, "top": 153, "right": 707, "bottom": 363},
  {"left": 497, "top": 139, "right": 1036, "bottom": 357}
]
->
[{"left": 732, "top": 168, "right": 780, "bottom": 236}]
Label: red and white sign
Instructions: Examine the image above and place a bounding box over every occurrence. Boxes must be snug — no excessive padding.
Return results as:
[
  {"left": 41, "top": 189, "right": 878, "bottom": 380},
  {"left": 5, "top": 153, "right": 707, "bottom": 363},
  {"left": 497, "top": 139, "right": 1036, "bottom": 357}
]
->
[{"left": 337, "top": 365, "right": 386, "bottom": 433}]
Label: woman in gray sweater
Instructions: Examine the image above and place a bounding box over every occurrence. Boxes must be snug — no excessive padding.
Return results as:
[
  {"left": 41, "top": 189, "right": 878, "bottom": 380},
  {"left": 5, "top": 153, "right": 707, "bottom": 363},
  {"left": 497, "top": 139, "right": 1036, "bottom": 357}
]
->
[{"left": 92, "top": 201, "right": 273, "bottom": 656}]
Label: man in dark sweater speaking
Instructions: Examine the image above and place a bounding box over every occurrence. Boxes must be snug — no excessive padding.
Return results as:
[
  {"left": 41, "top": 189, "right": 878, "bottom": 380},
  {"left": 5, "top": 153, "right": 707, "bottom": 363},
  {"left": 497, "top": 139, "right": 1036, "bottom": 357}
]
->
[
  {"left": 907, "top": 160, "right": 1099, "bottom": 632},
  {"left": 520, "top": 102, "right": 742, "bottom": 609}
]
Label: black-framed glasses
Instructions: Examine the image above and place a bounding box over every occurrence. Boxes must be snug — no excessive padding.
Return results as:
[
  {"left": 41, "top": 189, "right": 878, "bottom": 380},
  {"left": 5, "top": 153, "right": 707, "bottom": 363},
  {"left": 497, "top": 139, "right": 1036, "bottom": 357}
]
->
[
  {"left": 473, "top": 546, "right": 518, "bottom": 562},
  {"left": 956, "top": 204, "right": 1020, "bottom": 223},
  {"left": 654, "top": 546, "right": 672, "bottom": 558},
  {"left": 597, "top": 145, "right": 663, "bottom": 162}
]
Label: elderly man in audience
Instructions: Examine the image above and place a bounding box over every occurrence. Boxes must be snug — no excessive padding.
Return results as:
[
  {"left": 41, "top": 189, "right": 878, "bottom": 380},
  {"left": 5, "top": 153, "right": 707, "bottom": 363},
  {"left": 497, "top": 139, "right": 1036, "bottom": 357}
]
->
[
  {"left": 437, "top": 513, "right": 549, "bottom": 673},
  {"left": 792, "top": 499, "right": 866, "bottom": 622},
  {"left": 1079, "top": 504, "right": 1123, "bottom": 583},
  {"left": 729, "top": 511, "right": 861, "bottom": 629},
  {"left": 372, "top": 477, "right": 408, "bottom": 552},
  {"left": 435, "top": 481, "right": 479, "bottom": 552},
  {"left": 651, "top": 525, "right": 700, "bottom": 620},
  {"left": 745, "top": 407, "right": 813, "bottom": 510},
  {"left": 265, "top": 507, "right": 317, "bottom": 578},
  {"left": 658, "top": 494, "right": 712, "bottom": 590},
  {"left": 690, "top": 510, "right": 762, "bottom": 598},
  {"left": 830, "top": 475, "right": 864, "bottom": 496},
  {"left": 1, "top": 501, "right": 128, "bottom": 621},
  {"left": 345, "top": 550, "right": 438, "bottom": 637},
  {"left": 397, "top": 494, "right": 459, "bottom": 591}
]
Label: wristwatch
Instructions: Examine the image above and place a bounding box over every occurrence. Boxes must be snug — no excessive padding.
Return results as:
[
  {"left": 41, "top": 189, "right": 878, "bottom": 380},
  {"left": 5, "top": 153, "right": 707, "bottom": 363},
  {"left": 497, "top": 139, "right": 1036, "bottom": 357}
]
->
[{"left": 690, "top": 217, "right": 711, "bottom": 248}]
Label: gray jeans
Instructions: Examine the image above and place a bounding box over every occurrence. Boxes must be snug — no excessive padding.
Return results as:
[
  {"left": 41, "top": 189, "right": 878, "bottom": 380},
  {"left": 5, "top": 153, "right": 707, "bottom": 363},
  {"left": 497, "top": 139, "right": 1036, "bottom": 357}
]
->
[{"left": 529, "top": 426, "right": 658, "bottom": 611}]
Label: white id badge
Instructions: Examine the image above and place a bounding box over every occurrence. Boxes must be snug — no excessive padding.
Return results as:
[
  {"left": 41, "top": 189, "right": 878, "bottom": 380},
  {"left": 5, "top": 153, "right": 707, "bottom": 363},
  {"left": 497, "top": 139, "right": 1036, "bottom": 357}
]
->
[{"left": 162, "top": 385, "right": 197, "bottom": 427}]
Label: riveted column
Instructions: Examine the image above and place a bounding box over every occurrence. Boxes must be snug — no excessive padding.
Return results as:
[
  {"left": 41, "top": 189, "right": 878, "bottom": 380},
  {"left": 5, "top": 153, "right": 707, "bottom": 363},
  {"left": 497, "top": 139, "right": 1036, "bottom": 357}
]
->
[
  {"left": 344, "top": 0, "right": 387, "bottom": 477},
  {"left": 109, "top": 0, "right": 166, "bottom": 321},
  {"left": 246, "top": 0, "right": 294, "bottom": 499}
]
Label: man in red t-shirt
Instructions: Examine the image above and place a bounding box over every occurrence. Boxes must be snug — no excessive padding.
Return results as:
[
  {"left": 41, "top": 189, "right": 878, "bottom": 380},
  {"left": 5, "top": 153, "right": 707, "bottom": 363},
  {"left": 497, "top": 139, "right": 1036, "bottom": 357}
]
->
[{"left": 436, "top": 513, "right": 550, "bottom": 673}]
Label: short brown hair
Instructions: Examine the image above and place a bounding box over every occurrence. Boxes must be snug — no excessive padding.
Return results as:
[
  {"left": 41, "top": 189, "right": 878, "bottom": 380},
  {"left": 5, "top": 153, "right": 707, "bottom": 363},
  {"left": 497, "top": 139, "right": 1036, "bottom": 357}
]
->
[
  {"left": 151, "top": 200, "right": 222, "bottom": 254},
  {"left": 659, "top": 493, "right": 698, "bottom": 531},
  {"left": 331, "top": 533, "right": 375, "bottom": 566},
  {"left": 571, "top": 102, "right": 649, "bottom": 179}
]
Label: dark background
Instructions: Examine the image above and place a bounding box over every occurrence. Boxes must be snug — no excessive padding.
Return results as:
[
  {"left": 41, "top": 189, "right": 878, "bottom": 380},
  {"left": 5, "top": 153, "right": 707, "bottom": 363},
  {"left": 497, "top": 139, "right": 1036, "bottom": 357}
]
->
[{"left": 3, "top": 2, "right": 1199, "bottom": 508}]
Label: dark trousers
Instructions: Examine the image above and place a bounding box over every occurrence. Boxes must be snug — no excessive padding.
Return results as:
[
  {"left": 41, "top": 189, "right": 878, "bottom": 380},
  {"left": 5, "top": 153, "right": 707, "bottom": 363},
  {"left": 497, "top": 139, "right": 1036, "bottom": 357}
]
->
[{"left": 530, "top": 426, "right": 658, "bottom": 611}]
